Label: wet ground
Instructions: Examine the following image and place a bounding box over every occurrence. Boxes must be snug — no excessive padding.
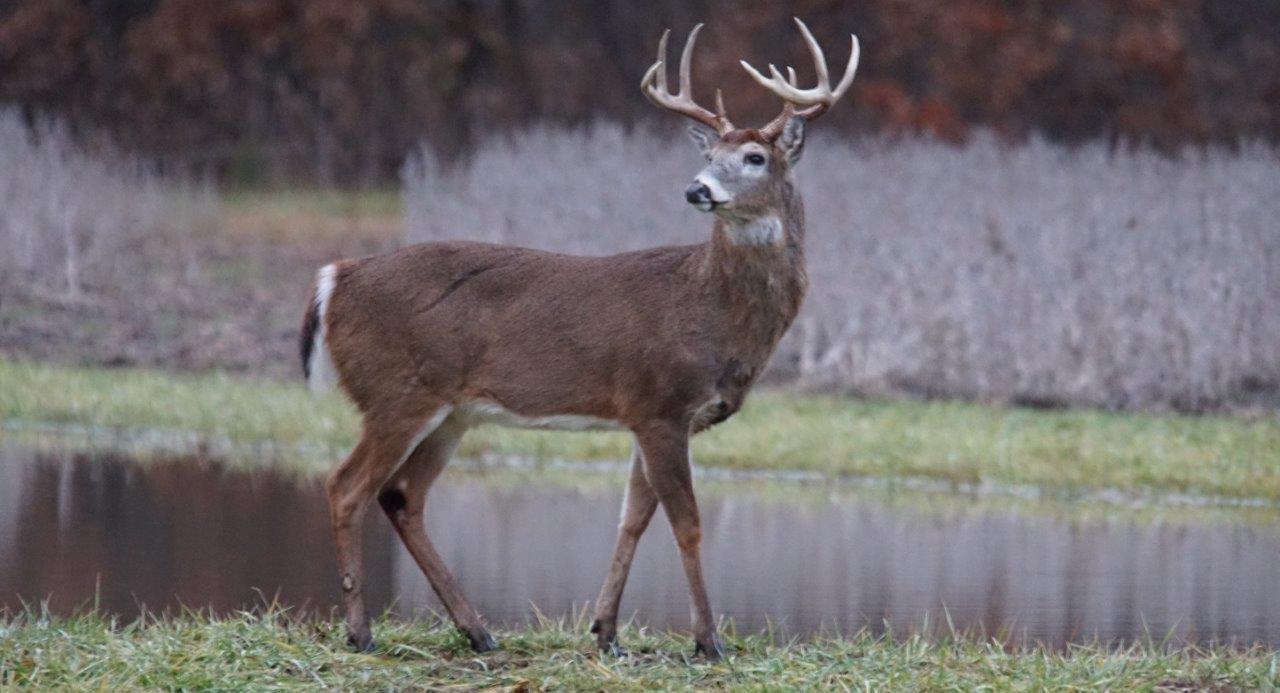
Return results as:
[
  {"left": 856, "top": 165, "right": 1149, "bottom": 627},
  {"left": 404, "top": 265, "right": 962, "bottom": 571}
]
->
[{"left": 2, "top": 445, "right": 1277, "bottom": 648}]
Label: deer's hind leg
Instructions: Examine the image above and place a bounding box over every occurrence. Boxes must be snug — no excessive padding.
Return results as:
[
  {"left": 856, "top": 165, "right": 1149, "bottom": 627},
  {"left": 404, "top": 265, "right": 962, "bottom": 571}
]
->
[
  {"left": 376, "top": 412, "right": 496, "bottom": 652},
  {"left": 327, "top": 405, "right": 451, "bottom": 651}
]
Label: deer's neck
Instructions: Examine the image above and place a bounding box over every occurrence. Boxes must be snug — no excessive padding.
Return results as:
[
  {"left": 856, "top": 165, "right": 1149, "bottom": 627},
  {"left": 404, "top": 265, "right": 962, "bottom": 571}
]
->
[
  {"left": 704, "top": 183, "right": 805, "bottom": 277},
  {"left": 697, "top": 187, "right": 808, "bottom": 365}
]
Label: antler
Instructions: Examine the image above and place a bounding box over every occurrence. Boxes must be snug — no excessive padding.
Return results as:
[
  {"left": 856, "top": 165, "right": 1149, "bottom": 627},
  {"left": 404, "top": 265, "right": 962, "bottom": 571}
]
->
[
  {"left": 641, "top": 24, "right": 734, "bottom": 134},
  {"left": 741, "top": 17, "right": 860, "bottom": 139}
]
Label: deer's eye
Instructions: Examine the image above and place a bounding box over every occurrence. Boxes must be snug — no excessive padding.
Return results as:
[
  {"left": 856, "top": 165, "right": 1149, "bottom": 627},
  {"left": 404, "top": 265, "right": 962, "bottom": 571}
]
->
[{"left": 744, "top": 153, "right": 766, "bottom": 166}]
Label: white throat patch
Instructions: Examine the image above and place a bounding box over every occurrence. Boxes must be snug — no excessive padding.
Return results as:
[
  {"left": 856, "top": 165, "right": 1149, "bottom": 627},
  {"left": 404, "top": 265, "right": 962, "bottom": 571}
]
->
[{"left": 724, "top": 215, "right": 783, "bottom": 246}]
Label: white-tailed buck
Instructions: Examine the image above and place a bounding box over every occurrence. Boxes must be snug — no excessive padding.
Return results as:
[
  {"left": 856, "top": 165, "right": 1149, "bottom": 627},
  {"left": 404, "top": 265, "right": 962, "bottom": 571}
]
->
[{"left": 300, "top": 18, "right": 858, "bottom": 659}]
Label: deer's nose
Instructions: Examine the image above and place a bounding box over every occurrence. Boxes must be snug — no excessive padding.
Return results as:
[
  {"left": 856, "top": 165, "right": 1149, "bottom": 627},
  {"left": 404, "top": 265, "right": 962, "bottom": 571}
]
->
[{"left": 685, "top": 183, "right": 711, "bottom": 204}]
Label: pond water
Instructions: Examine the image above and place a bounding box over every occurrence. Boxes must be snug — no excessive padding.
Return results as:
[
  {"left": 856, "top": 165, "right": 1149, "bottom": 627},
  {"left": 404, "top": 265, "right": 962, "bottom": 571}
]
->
[{"left": 2, "top": 445, "right": 1278, "bottom": 648}]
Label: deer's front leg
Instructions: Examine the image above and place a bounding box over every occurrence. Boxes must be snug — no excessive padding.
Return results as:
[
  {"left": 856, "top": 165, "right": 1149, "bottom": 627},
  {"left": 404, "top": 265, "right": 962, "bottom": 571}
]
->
[
  {"left": 591, "top": 445, "right": 659, "bottom": 654},
  {"left": 634, "top": 421, "right": 723, "bottom": 660}
]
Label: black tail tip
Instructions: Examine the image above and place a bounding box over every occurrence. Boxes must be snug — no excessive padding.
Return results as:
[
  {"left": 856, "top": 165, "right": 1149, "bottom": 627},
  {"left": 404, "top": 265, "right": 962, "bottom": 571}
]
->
[{"left": 300, "top": 294, "right": 321, "bottom": 379}]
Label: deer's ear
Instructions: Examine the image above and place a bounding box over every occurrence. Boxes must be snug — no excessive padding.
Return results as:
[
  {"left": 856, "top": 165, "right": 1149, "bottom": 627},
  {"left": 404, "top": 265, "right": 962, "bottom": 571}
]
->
[
  {"left": 687, "top": 125, "right": 718, "bottom": 160},
  {"left": 777, "top": 116, "right": 806, "bottom": 166}
]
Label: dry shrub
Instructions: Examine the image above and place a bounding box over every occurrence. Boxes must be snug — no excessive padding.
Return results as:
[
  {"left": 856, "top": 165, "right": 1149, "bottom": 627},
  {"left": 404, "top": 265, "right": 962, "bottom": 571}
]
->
[
  {"left": 0, "top": 110, "right": 215, "bottom": 301},
  {"left": 403, "top": 125, "right": 1280, "bottom": 410}
]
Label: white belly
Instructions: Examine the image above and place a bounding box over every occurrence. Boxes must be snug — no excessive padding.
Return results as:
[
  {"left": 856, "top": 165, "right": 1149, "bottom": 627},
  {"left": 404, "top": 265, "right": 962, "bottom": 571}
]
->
[{"left": 459, "top": 400, "right": 623, "bottom": 432}]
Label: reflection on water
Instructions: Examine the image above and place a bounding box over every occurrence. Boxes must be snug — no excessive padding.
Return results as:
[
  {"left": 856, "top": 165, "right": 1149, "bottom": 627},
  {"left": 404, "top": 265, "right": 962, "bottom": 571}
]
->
[{"left": 1, "top": 445, "right": 1277, "bottom": 648}]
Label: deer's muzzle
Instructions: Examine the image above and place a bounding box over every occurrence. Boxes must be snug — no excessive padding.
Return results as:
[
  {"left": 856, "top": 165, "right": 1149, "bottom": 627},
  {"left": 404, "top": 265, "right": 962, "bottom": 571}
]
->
[{"left": 685, "top": 181, "right": 717, "bottom": 212}]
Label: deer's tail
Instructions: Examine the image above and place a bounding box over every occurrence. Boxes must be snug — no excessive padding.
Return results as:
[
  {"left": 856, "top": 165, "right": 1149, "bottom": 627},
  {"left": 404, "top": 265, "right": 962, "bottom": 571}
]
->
[{"left": 300, "top": 263, "right": 339, "bottom": 393}]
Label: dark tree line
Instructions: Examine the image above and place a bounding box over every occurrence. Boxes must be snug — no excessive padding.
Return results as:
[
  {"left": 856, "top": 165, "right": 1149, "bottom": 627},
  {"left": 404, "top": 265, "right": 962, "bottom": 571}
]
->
[{"left": 2, "top": 0, "right": 1278, "bottom": 184}]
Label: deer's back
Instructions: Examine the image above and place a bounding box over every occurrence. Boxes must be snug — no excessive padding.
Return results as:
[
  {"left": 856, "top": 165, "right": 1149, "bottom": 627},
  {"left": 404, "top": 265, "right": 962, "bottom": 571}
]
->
[{"left": 323, "top": 241, "right": 726, "bottom": 425}]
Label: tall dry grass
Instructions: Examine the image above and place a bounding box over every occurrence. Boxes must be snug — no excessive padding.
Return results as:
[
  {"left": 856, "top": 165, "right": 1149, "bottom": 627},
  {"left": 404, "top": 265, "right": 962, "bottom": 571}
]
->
[
  {"left": 403, "top": 125, "right": 1280, "bottom": 410},
  {"left": 0, "top": 110, "right": 215, "bottom": 301}
]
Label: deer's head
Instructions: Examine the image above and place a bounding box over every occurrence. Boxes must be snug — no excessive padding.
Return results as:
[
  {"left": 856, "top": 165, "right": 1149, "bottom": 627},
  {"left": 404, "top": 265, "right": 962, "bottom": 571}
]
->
[{"left": 642, "top": 19, "right": 859, "bottom": 220}]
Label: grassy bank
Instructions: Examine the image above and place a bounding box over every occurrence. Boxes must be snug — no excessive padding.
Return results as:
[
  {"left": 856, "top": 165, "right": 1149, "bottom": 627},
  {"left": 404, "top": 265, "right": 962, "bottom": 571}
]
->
[
  {"left": 2, "top": 359, "right": 1278, "bottom": 500},
  {"left": 2, "top": 610, "right": 1276, "bottom": 690},
  {"left": 220, "top": 187, "right": 402, "bottom": 242}
]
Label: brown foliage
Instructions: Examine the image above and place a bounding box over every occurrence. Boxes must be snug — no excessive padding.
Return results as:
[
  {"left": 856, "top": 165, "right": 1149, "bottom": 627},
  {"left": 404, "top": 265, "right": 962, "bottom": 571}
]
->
[{"left": 2, "top": 0, "right": 1278, "bottom": 183}]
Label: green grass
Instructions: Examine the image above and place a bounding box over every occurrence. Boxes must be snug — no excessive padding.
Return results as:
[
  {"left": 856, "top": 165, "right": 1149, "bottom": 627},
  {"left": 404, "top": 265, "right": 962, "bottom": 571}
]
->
[
  {"left": 2, "top": 608, "right": 1276, "bottom": 691},
  {"left": 216, "top": 186, "right": 403, "bottom": 243},
  {"left": 2, "top": 359, "right": 1278, "bottom": 501}
]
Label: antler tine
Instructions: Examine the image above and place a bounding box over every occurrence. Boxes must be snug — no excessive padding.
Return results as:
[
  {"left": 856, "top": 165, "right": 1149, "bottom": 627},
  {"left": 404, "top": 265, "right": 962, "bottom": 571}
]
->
[
  {"left": 654, "top": 29, "right": 670, "bottom": 93},
  {"left": 641, "top": 24, "right": 734, "bottom": 134},
  {"left": 833, "top": 33, "right": 860, "bottom": 100},
  {"left": 677, "top": 23, "right": 701, "bottom": 98},
  {"left": 794, "top": 17, "right": 830, "bottom": 94},
  {"left": 742, "top": 16, "right": 861, "bottom": 138}
]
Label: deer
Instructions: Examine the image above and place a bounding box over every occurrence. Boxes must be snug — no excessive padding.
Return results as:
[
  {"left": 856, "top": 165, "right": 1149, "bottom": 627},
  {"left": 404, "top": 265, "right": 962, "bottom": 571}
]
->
[{"left": 299, "top": 18, "right": 858, "bottom": 659}]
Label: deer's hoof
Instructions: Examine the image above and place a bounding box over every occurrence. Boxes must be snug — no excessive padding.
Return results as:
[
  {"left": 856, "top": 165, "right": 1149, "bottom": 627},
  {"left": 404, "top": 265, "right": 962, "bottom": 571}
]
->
[
  {"left": 466, "top": 628, "right": 497, "bottom": 653},
  {"left": 600, "top": 641, "right": 628, "bottom": 657},
  {"left": 694, "top": 634, "right": 724, "bottom": 661},
  {"left": 591, "top": 619, "right": 623, "bottom": 655},
  {"left": 346, "top": 630, "right": 376, "bottom": 652}
]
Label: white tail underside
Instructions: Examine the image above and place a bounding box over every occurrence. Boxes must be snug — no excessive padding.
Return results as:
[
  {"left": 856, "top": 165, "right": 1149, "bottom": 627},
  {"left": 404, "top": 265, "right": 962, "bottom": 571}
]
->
[{"left": 308, "top": 263, "right": 339, "bottom": 393}]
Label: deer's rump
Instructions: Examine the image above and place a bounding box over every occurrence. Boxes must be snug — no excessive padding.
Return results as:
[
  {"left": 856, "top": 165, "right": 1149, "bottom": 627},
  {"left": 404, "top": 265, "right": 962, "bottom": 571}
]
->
[{"left": 301, "top": 240, "right": 722, "bottom": 426}]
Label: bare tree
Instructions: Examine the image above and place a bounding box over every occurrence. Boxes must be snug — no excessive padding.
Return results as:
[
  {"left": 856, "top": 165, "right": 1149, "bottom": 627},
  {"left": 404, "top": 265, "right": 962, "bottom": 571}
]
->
[{"left": 0, "top": 110, "right": 216, "bottom": 302}]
